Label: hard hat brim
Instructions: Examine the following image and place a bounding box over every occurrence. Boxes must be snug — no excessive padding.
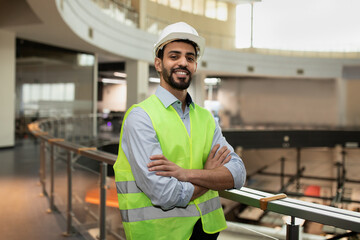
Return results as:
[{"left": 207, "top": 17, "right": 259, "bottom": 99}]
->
[{"left": 154, "top": 32, "right": 205, "bottom": 60}]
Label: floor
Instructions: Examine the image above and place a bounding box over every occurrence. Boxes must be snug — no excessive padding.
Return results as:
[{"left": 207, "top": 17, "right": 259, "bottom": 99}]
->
[{"left": 0, "top": 138, "right": 86, "bottom": 240}]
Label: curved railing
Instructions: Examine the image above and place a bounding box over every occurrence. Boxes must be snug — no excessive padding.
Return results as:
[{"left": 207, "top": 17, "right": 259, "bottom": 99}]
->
[{"left": 28, "top": 115, "right": 360, "bottom": 240}]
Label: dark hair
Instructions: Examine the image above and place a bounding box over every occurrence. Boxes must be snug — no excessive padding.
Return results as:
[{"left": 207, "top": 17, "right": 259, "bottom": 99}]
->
[{"left": 157, "top": 39, "right": 198, "bottom": 60}]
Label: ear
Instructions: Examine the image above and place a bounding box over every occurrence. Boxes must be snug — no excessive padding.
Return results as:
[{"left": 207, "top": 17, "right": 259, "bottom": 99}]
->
[
  {"left": 154, "top": 57, "right": 162, "bottom": 73},
  {"left": 194, "top": 62, "right": 198, "bottom": 73}
]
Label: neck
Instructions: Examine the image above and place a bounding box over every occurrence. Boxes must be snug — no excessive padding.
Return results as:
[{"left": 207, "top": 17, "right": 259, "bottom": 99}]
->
[{"left": 160, "top": 82, "right": 188, "bottom": 111}]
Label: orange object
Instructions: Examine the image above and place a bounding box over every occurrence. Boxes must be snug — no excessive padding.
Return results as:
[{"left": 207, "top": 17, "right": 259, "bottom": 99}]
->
[
  {"left": 304, "top": 185, "right": 321, "bottom": 197},
  {"left": 259, "top": 193, "right": 287, "bottom": 211},
  {"left": 85, "top": 187, "right": 119, "bottom": 208}
]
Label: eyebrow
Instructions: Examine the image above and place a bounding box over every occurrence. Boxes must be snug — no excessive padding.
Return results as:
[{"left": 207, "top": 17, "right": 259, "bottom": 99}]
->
[{"left": 167, "top": 50, "right": 196, "bottom": 57}]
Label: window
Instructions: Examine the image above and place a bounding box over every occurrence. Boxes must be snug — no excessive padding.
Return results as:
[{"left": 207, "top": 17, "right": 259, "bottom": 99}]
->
[
  {"left": 22, "top": 83, "right": 75, "bottom": 103},
  {"left": 236, "top": 0, "right": 360, "bottom": 52},
  {"left": 236, "top": 4, "right": 252, "bottom": 48},
  {"left": 151, "top": 0, "right": 227, "bottom": 21},
  {"left": 181, "top": 0, "right": 192, "bottom": 13},
  {"left": 193, "top": 0, "right": 204, "bottom": 15},
  {"left": 205, "top": 0, "right": 216, "bottom": 19},
  {"left": 216, "top": 2, "right": 227, "bottom": 21},
  {"left": 169, "top": 0, "right": 180, "bottom": 8}
]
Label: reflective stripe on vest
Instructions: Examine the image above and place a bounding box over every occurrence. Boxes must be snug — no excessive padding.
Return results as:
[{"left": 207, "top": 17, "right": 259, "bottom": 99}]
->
[
  {"left": 117, "top": 183, "right": 222, "bottom": 223},
  {"left": 116, "top": 180, "right": 142, "bottom": 194}
]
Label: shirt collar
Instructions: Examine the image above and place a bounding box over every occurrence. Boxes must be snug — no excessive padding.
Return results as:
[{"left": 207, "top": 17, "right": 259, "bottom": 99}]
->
[{"left": 155, "top": 86, "right": 195, "bottom": 109}]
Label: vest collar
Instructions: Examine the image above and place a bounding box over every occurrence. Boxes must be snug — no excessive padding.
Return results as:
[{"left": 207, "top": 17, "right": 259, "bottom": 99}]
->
[{"left": 155, "top": 86, "right": 195, "bottom": 109}]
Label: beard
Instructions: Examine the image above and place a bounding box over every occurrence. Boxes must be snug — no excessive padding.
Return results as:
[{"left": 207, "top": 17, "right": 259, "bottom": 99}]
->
[{"left": 162, "top": 66, "right": 192, "bottom": 90}]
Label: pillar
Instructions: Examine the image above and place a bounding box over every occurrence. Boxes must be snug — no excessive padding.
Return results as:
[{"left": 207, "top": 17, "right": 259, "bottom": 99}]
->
[
  {"left": 92, "top": 53, "right": 98, "bottom": 137},
  {"left": 0, "top": 30, "right": 15, "bottom": 147},
  {"left": 138, "top": 0, "right": 147, "bottom": 30},
  {"left": 126, "top": 60, "right": 149, "bottom": 108},
  {"left": 336, "top": 78, "right": 346, "bottom": 126}
]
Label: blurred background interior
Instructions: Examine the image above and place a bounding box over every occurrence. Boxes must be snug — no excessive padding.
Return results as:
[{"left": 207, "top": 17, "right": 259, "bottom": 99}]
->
[{"left": 1, "top": 0, "right": 360, "bottom": 239}]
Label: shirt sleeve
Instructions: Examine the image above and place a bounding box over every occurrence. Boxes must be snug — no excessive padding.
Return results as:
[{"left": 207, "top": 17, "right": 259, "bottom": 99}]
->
[
  {"left": 121, "top": 107, "right": 194, "bottom": 210},
  {"left": 211, "top": 118, "right": 247, "bottom": 189}
]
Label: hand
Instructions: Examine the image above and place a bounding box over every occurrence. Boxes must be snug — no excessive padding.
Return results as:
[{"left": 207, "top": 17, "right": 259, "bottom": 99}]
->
[
  {"left": 204, "top": 144, "right": 231, "bottom": 170},
  {"left": 148, "top": 155, "right": 189, "bottom": 182}
]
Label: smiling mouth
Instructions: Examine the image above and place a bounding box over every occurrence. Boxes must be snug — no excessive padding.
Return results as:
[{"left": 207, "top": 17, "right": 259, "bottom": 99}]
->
[{"left": 172, "top": 69, "right": 190, "bottom": 78}]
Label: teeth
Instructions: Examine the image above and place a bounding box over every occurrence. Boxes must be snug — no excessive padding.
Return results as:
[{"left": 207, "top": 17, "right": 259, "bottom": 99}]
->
[{"left": 176, "top": 71, "right": 187, "bottom": 75}]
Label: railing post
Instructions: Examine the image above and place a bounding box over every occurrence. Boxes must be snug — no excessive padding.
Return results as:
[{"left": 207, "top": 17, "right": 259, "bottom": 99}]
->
[
  {"left": 280, "top": 157, "right": 285, "bottom": 190},
  {"left": 40, "top": 140, "right": 46, "bottom": 197},
  {"left": 63, "top": 151, "right": 75, "bottom": 237},
  {"left": 296, "top": 148, "right": 301, "bottom": 192},
  {"left": 47, "top": 144, "right": 55, "bottom": 213},
  {"left": 286, "top": 216, "right": 299, "bottom": 240},
  {"left": 99, "top": 162, "right": 108, "bottom": 240}
]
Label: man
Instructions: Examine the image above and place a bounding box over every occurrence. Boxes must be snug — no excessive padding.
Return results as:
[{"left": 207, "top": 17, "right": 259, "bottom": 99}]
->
[{"left": 114, "top": 22, "right": 246, "bottom": 240}]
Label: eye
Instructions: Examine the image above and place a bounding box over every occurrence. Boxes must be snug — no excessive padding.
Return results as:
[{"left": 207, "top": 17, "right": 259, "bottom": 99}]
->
[
  {"left": 187, "top": 56, "right": 195, "bottom": 62},
  {"left": 169, "top": 54, "right": 179, "bottom": 60}
]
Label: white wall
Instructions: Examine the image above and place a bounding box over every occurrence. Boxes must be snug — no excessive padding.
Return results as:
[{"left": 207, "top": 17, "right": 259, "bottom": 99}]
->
[
  {"left": 0, "top": 30, "right": 15, "bottom": 147},
  {"left": 217, "top": 77, "right": 338, "bottom": 127}
]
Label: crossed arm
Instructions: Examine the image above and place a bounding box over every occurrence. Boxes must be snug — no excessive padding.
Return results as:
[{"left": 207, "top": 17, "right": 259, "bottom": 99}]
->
[
  {"left": 122, "top": 107, "right": 246, "bottom": 209},
  {"left": 148, "top": 144, "right": 235, "bottom": 200}
]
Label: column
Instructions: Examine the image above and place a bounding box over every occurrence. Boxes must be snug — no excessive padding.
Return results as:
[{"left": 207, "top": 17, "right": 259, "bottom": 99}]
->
[
  {"left": 138, "top": 0, "right": 147, "bottom": 30},
  {"left": 126, "top": 60, "right": 149, "bottom": 108},
  {"left": 92, "top": 53, "right": 98, "bottom": 137},
  {"left": 335, "top": 78, "right": 346, "bottom": 126},
  {"left": 0, "top": 30, "right": 15, "bottom": 147}
]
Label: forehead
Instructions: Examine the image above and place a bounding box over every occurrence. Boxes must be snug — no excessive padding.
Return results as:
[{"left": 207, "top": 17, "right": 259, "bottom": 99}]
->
[{"left": 163, "top": 41, "right": 196, "bottom": 55}]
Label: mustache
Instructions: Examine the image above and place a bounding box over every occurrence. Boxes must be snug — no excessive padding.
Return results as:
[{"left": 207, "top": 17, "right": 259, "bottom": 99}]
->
[{"left": 171, "top": 67, "right": 190, "bottom": 75}]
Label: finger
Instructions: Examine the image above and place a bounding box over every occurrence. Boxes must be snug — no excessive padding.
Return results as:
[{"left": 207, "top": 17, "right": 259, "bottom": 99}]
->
[
  {"left": 222, "top": 149, "right": 231, "bottom": 158},
  {"left": 214, "top": 146, "right": 228, "bottom": 161},
  {"left": 222, "top": 155, "right": 231, "bottom": 165},
  {"left": 209, "top": 144, "right": 220, "bottom": 158},
  {"left": 147, "top": 160, "right": 167, "bottom": 167},
  {"left": 149, "top": 154, "right": 166, "bottom": 160},
  {"left": 217, "top": 148, "right": 230, "bottom": 164},
  {"left": 148, "top": 164, "right": 172, "bottom": 171}
]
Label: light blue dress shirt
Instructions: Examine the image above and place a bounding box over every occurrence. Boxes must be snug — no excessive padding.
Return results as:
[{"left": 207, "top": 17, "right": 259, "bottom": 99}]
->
[{"left": 121, "top": 86, "right": 246, "bottom": 210}]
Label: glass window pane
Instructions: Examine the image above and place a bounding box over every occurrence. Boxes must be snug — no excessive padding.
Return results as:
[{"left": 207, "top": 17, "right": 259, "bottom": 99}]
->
[
  {"left": 31, "top": 84, "right": 40, "bottom": 102},
  {"left": 181, "top": 0, "right": 192, "bottom": 13},
  {"left": 205, "top": 0, "right": 216, "bottom": 19},
  {"left": 245, "top": 0, "right": 360, "bottom": 51},
  {"left": 236, "top": 4, "right": 252, "bottom": 48},
  {"left": 65, "top": 83, "right": 75, "bottom": 101},
  {"left": 158, "top": 0, "right": 168, "bottom": 6},
  {"left": 169, "top": 0, "right": 180, "bottom": 9},
  {"left": 217, "top": 2, "right": 227, "bottom": 21},
  {"left": 42, "top": 84, "right": 51, "bottom": 101},
  {"left": 193, "top": 0, "right": 204, "bottom": 15},
  {"left": 51, "top": 83, "right": 64, "bottom": 101},
  {"left": 22, "top": 84, "right": 30, "bottom": 103}
]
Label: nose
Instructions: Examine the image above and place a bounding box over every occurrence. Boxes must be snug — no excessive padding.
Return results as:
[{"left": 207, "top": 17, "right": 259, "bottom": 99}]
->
[{"left": 178, "top": 56, "right": 188, "bottom": 67}]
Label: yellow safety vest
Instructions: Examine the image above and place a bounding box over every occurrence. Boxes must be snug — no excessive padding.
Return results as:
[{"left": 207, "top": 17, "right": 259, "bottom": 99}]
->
[{"left": 114, "top": 95, "right": 227, "bottom": 240}]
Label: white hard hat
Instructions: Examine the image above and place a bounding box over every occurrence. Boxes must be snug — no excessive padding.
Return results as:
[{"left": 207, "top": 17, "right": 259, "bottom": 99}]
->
[{"left": 154, "top": 22, "right": 205, "bottom": 60}]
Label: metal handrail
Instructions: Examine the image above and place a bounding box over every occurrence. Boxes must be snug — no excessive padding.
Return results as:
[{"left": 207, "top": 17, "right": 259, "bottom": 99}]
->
[
  {"left": 28, "top": 117, "right": 360, "bottom": 240},
  {"left": 220, "top": 188, "right": 360, "bottom": 233}
]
